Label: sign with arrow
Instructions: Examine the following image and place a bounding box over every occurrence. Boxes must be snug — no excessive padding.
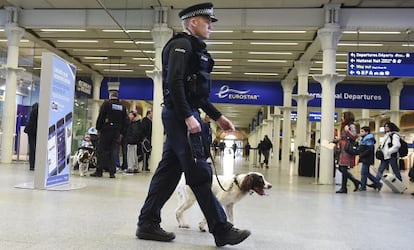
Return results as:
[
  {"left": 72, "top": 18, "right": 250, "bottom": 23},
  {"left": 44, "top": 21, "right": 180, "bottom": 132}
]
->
[{"left": 347, "top": 52, "right": 414, "bottom": 77}]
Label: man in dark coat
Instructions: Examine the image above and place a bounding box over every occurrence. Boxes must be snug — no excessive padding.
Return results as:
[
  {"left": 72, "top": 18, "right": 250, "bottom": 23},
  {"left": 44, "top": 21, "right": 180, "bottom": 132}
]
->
[{"left": 24, "top": 102, "right": 38, "bottom": 171}]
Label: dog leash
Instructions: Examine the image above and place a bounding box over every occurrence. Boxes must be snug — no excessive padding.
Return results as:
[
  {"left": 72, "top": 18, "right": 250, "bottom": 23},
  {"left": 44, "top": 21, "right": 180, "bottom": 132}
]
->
[{"left": 186, "top": 131, "right": 237, "bottom": 192}]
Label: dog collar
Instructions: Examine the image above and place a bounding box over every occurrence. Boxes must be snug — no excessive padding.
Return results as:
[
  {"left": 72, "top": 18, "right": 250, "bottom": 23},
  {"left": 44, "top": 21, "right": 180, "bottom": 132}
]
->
[{"left": 233, "top": 174, "right": 241, "bottom": 189}]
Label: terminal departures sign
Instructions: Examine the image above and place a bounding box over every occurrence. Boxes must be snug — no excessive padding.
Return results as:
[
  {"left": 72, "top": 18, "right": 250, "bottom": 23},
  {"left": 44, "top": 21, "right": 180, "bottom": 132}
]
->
[{"left": 347, "top": 52, "right": 414, "bottom": 77}]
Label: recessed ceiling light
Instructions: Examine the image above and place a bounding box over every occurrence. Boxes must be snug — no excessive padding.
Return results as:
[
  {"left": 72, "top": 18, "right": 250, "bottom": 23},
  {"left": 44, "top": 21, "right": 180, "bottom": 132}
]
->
[
  {"left": 209, "top": 51, "right": 233, "bottom": 54},
  {"left": 210, "top": 30, "right": 234, "bottom": 33},
  {"left": 133, "top": 57, "right": 153, "bottom": 61},
  {"left": 40, "top": 29, "right": 86, "bottom": 32},
  {"left": 338, "top": 43, "right": 383, "bottom": 46},
  {"left": 124, "top": 50, "right": 142, "bottom": 53},
  {"left": 103, "top": 69, "right": 134, "bottom": 72},
  {"left": 247, "top": 59, "right": 287, "bottom": 63},
  {"left": 57, "top": 40, "right": 98, "bottom": 43},
  {"left": 214, "top": 59, "right": 233, "bottom": 62},
  {"left": 206, "top": 41, "right": 234, "bottom": 45},
  {"left": 248, "top": 51, "right": 292, "bottom": 55},
  {"left": 252, "top": 30, "right": 306, "bottom": 34},
  {"left": 214, "top": 66, "right": 232, "bottom": 69},
  {"left": 84, "top": 56, "right": 108, "bottom": 60},
  {"left": 250, "top": 42, "right": 298, "bottom": 46},
  {"left": 102, "top": 29, "right": 150, "bottom": 33},
  {"left": 244, "top": 72, "right": 279, "bottom": 76},
  {"left": 343, "top": 31, "right": 401, "bottom": 35},
  {"left": 94, "top": 63, "right": 127, "bottom": 66},
  {"left": 135, "top": 41, "right": 154, "bottom": 44},
  {"left": 74, "top": 49, "right": 109, "bottom": 52}
]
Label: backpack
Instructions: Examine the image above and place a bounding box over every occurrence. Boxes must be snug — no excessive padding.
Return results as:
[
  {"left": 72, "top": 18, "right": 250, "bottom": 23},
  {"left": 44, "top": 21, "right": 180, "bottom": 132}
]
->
[{"left": 390, "top": 133, "right": 408, "bottom": 157}]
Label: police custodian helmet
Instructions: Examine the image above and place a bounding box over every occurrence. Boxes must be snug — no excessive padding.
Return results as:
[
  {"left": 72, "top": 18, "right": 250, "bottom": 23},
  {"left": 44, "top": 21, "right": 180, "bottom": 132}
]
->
[{"left": 178, "top": 2, "right": 218, "bottom": 22}]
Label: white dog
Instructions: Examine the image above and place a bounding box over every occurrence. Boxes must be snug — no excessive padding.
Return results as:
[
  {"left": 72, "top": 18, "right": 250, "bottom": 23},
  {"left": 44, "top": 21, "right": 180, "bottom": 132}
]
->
[
  {"left": 175, "top": 172, "right": 272, "bottom": 231},
  {"left": 75, "top": 149, "right": 92, "bottom": 177}
]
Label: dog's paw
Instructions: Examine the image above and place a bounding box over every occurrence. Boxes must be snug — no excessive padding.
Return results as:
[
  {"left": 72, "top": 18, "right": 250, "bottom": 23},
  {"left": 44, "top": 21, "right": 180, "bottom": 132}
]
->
[
  {"left": 179, "top": 224, "right": 190, "bottom": 229},
  {"left": 198, "top": 227, "right": 206, "bottom": 232}
]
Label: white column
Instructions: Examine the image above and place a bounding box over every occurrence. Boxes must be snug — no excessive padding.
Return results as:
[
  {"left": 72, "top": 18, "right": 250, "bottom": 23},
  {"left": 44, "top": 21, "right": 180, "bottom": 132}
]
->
[
  {"left": 0, "top": 20, "right": 24, "bottom": 163},
  {"left": 387, "top": 79, "right": 404, "bottom": 127},
  {"left": 91, "top": 74, "right": 103, "bottom": 127},
  {"left": 281, "top": 79, "right": 295, "bottom": 170},
  {"left": 271, "top": 107, "right": 282, "bottom": 167},
  {"left": 149, "top": 11, "right": 173, "bottom": 171},
  {"left": 358, "top": 109, "right": 371, "bottom": 128},
  {"left": 292, "top": 61, "right": 313, "bottom": 175},
  {"left": 312, "top": 10, "right": 343, "bottom": 184}
]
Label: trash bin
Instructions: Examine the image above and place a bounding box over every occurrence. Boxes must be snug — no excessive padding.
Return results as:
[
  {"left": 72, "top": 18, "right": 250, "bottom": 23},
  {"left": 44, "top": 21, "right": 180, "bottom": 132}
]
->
[{"left": 298, "top": 146, "right": 316, "bottom": 177}]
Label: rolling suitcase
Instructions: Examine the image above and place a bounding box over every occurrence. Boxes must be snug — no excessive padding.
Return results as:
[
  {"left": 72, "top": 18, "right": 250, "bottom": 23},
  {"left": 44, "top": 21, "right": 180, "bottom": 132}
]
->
[{"left": 382, "top": 173, "right": 407, "bottom": 194}]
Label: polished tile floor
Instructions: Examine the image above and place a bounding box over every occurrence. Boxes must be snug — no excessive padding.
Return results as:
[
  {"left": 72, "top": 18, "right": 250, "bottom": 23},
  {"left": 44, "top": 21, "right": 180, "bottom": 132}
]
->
[{"left": 1, "top": 154, "right": 414, "bottom": 250}]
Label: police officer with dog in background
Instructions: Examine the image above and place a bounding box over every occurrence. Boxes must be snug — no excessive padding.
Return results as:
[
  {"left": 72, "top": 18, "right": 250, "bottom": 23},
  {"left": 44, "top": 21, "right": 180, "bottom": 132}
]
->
[
  {"left": 91, "top": 82, "right": 128, "bottom": 178},
  {"left": 135, "top": 2, "right": 251, "bottom": 247}
]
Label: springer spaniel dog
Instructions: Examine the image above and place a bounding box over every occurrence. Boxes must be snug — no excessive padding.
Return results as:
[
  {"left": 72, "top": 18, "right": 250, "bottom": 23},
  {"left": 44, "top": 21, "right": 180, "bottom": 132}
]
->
[{"left": 175, "top": 172, "right": 272, "bottom": 231}]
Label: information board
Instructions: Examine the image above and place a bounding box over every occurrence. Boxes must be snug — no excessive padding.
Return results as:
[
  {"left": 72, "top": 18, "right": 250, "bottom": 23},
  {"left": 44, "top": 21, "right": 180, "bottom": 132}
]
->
[{"left": 348, "top": 52, "right": 414, "bottom": 77}]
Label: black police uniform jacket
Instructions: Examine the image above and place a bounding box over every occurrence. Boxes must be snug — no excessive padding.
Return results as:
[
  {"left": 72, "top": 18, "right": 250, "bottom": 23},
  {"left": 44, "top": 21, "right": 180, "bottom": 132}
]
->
[
  {"left": 96, "top": 99, "right": 128, "bottom": 135},
  {"left": 162, "top": 32, "right": 221, "bottom": 121}
]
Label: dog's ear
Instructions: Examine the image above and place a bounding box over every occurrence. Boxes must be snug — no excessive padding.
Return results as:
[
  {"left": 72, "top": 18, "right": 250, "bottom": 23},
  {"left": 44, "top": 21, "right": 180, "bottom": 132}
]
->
[{"left": 240, "top": 174, "right": 254, "bottom": 192}]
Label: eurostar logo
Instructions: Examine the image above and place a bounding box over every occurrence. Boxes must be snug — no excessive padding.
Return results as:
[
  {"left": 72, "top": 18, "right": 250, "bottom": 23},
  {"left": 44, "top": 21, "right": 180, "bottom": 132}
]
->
[{"left": 215, "top": 85, "right": 260, "bottom": 100}]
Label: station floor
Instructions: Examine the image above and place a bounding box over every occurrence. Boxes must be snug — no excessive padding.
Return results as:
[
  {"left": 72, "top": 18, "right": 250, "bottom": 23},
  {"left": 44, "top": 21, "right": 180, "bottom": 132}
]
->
[{"left": 1, "top": 154, "right": 414, "bottom": 250}]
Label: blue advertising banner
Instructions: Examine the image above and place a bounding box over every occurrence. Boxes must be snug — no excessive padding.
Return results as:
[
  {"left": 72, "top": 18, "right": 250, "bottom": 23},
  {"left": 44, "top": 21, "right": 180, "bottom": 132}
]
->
[
  {"left": 210, "top": 80, "right": 283, "bottom": 106},
  {"left": 35, "top": 53, "right": 76, "bottom": 189},
  {"left": 348, "top": 52, "right": 414, "bottom": 77},
  {"left": 101, "top": 77, "right": 153, "bottom": 100},
  {"left": 303, "top": 83, "right": 390, "bottom": 109},
  {"left": 400, "top": 85, "right": 414, "bottom": 110}
]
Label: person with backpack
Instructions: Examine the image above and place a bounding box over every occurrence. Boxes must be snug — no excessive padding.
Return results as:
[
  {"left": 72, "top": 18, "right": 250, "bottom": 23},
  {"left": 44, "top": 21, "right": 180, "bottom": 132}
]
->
[
  {"left": 358, "top": 126, "right": 380, "bottom": 191},
  {"left": 375, "top": 122, "right": 403, "bottom": 189},
  {"left": 335, "top": 111, "right": 361, "bottom": 194}
]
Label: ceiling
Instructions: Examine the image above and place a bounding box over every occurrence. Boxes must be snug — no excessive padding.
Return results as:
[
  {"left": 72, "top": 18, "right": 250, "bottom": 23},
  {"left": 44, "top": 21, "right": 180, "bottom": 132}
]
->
[{"left": 1, "top": 0, "right": 414, "bottom": 130}]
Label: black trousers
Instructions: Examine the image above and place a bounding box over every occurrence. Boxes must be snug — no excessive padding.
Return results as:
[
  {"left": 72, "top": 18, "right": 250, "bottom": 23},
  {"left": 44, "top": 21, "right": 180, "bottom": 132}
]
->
[
  {"left": 28, "top": 135, "right": 36, "bottom": 169},
  {"left": 338, "top": 165, "right": 359, "bottom": 191},
  {"left": 138, "top": 107, "right": 231, "bottom": 234},
  {"left": 96, "top": 128, "right": 120, "bottom": 175}
]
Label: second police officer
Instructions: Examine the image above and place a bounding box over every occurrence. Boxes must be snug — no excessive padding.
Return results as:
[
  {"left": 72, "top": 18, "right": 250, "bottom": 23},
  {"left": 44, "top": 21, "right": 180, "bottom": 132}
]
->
[{"left": 91, "top": 82, "right": 128, "bottom": 178}]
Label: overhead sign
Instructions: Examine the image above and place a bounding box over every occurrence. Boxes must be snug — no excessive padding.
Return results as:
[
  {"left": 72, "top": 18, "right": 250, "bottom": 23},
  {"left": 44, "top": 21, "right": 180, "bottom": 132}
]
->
[
  {"left": 347, "top": 52, "right": 414, "bottom": 77},
  {"left": 308, "top": 111, "right": 338, "bottom": 122}
]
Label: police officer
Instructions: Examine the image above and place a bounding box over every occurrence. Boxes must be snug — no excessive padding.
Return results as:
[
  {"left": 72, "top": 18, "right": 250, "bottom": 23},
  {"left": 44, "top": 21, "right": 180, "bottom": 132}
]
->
[
  {"left": 91, "top": 83, "right": 128, "bottom": 178},
  {"left": 136, "top": 2, "right": 250, "bottom": 247}
]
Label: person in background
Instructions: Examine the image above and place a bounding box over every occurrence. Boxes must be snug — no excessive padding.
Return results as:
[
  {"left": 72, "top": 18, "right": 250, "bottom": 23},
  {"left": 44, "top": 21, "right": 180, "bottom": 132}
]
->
[
  {"left": 135, "top": 3, "right": 250, "bottom": 247},
  {"left": 24, "top": 102, "right": 38, "bottom": 171},
  {"left": 141, "top": 110, "right": 152, "bottom": 171},
  {"left": 335, "top": 111, "right": 361, "bottom": 193},
  {"left": 375, "top": 121, "right": 402, "bottom": 190},
  {"left": 232, "top": 142, "right": 237, "bottom": 159},
  {"left": 219, "top": 141, "right": 226, "bottom": 156},
  {"left": 244, "top": 141, "right": 251, "bottom": 161},
  {"left": 91, "top": 84, "right": 128, "bottom": 178},
  {"left": 125, "top": 111, "right": 143, "bottom": 174},
  {"left": 260, "top": 135, "right": 273, "bottom": 168},
  {"left": 358, "top": 126, "right": 380, "bottom": 191}
]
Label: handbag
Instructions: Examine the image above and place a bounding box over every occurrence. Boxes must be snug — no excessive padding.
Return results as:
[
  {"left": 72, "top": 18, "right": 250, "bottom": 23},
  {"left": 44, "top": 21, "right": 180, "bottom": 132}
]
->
[
  {"left": 344, "top": 138, "right": 359, "bottom": 155},
  {"left": 375, "top": 148, "right": 384, "bottom": 160}
]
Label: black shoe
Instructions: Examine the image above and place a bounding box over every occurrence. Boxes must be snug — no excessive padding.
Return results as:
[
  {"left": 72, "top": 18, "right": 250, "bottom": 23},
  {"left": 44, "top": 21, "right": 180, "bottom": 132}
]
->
[
  {"left": 109, "top": 173, "right": 115, "bottom": 178},
  {"left": 411, "top": 192, "right": 414, "bottom": 196},
  {"left": 29, "top": 167, "right": 34, "bottom": 171},
  {"left": 214, "top": 227, "right": 251, "bottom": 247},
  {"left": 336, "top": 189, "right": 347, "bottom": 194},
  {"left": 90, "top": 172, "right": 102, "bottom": 177},
  {"left": 367, "top": 183, "right": 376, "bottom": 189},
  {"left": 353, "top": 182, "right": 361, "bottom": 192},
  {"left": 377, "top": 182, "right": 383, "bottom": 192},
  {"left": 136, "top": 224, "right": 175, "bottom": 242}
]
